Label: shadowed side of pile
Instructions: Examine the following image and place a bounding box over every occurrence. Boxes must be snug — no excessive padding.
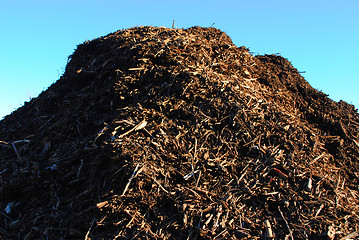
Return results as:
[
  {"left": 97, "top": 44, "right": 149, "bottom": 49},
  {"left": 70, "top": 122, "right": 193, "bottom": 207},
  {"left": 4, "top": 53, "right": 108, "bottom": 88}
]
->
[{"left": 0, "top": 26, "right": 358, "bottom": 239}]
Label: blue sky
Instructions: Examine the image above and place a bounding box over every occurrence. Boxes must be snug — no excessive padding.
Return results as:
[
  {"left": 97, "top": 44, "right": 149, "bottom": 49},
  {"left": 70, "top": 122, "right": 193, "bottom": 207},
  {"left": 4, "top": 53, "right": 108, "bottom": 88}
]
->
[{"left": 1, "top": 0, "right": 358, "bottom": 119}]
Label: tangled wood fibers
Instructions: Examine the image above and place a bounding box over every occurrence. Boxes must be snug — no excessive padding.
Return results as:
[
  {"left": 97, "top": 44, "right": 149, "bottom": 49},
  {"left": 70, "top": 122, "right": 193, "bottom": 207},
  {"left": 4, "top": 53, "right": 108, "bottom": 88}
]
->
[{"left": 1, "top": 26, "right": 359, "bottom": 239}]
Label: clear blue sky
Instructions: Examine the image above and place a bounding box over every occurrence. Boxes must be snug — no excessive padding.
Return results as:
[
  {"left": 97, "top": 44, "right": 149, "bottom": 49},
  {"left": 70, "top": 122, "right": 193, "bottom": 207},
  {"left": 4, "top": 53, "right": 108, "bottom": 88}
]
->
[{"left": 1, "top": 0, "right": 358, "bottom": 119}]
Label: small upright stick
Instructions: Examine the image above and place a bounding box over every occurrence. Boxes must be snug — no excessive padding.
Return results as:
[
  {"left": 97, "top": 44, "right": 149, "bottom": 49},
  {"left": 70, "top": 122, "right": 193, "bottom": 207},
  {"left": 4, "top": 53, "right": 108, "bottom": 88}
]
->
[
  {"left": 85, "top": 218, "right": 95, "bottom": 240},
  {"left": 11, "top": 143, "right": 22, "bottom": 162},
  {"left": 278, "top": 206, "right": 294, "bottom": 240},
  {"left": 122, "top": 163, "right": 141, "bottom": 196},
  {"left": 172, "top": 20, "right": 175, "bottom": 28}
]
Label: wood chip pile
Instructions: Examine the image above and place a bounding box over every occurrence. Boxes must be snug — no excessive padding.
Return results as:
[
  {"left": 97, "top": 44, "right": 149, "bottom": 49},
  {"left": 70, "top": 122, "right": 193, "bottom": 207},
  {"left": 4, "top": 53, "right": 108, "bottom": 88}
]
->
[{"left": 1, "top": 26, "right": 359, "bottom": 239}]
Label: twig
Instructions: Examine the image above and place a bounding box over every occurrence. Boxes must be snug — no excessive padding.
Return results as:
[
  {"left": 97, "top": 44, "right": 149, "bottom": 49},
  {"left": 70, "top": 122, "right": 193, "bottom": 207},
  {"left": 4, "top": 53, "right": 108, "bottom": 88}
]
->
[
  {"left": 85, "top": 218, "right": 95, "bottom": 240},
  {"left": 152, "top": 178, "right": 169, "bottom": 194},
  {"left": 339, "top": 231, "right": 359, "bottom": 240},
  {"left": 117, "top": 120, "right": 147, "bottom": 139},
  {"left": 183, "top": 169, "right": 200, "bottom": 180},
  {"left": 12, "top": 140, "right": 30, "bottom": 144},
  {"left": 264, "top": 220, "right": 275, "bottom": 239},
  {"left": 195, "top": 170, "right": 201, "bottom": 187},
  {"left": 122, "top": 163, "right": 141, "bottom": 196},
  {"left": 40, "top": 115, "right": 55, "bottom": 129},
  {"left": 0, "top": 140, "right": 10, "bottom": 148},
  {"left": 310, "top": 152, "right": 326, "bottom": 165},
  {"left": 128, "top": 67, "right": 145, "bottom": 71},
  {"left": 353, "top": 139, "right": 359, "bottom": 148},
  {"left": 214, "top": 229, "right": 227, "bottom": 239},
  {"left": 11, "top": 143, "right": 22, "bottom": 162},
  {"left": 77, "top": 159, "right": 84, "bottom": 177},
  {"left": 93, "top": 125, "right": 108, "bottom": 146},
  {"left": 278, "top": 206, "right": 294, "bottom": 240},
  {"left": 315, "top": 204, "right": 324, "bottom": 217}
]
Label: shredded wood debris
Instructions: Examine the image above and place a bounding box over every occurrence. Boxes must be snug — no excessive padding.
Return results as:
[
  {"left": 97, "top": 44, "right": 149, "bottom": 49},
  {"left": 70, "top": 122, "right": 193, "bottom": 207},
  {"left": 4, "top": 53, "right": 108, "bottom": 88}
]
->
[{"left": 1, "top": 26, "right": 359, "bottom": 239}]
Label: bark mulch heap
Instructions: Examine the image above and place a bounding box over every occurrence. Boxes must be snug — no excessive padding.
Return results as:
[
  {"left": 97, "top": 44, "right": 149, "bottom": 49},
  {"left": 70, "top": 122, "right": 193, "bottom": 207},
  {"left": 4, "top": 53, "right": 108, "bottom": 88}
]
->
[{"left": 1, "top": 26, "right": 359, "bottom": 240}]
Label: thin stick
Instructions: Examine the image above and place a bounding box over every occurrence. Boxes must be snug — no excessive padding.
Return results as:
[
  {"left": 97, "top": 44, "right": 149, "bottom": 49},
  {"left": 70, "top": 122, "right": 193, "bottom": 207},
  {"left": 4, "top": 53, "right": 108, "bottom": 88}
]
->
[
  {"left": 11, "top": 143, "right": 22, "bottom": 162},
  {"left": 122, "top": 163, "right": 141, "bottom": 196},
  {"left": 152, "top": 178, "right": 169, "bottom": 194},
  {"left": 77, "top": 159, "right": 84, "bottom": 177},
  {"left": 278, "top": 206, "right": 294, "bottom": 240},
  {"left": 128, "top": 67, "right": 145, "bottom": 71},
  {"left": 339, "top": 231, "right": 359, "bottom": 240},
  {"left": 118, "top": 120, "right": 147, "bottom": 139},
  {"left": 12, "top": 140, "right": 30, "bottom": 144},
  {"left": 264, "top": 220, "right": 275, "bottom": 239},
  {"left": 85, "top": 218, "right": 95, "bottom": 240},
  {"left": 195, "top": 170, "right": 201, "bottom": 187},
  {"left": 0, "top": 140, "right": 10, "bottom": 148}
]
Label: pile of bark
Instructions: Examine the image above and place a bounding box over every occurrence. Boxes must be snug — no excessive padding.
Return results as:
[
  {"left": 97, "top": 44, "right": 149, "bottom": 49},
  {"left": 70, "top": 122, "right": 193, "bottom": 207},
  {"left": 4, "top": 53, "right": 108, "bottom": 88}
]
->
[{"left": 1, "top": 26, "right": 359, "bottom": 239}]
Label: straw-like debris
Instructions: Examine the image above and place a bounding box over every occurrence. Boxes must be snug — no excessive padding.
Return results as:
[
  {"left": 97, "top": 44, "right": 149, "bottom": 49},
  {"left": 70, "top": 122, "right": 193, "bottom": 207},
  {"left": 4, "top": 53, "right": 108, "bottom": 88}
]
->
[{"left": 0, "top": 26, "right": 358, "bottom": 239}]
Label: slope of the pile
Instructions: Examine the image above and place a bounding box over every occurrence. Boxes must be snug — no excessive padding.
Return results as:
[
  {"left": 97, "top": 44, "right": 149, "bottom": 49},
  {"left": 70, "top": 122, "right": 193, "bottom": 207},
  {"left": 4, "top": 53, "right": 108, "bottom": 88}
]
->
[{"left": 1, "top": 26, "right": 359, "bottom": 239}]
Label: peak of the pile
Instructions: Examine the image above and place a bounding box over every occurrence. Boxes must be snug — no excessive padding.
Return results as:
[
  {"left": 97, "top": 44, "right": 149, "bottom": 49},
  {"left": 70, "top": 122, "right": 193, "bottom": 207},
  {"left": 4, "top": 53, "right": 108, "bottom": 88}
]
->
[
  {"left": 65, "top": 25, "right": 239, "bottom": 70},
  {"left": 60, "top": 24, "right": 253, "bottom": 98},
  {"left": 100, "top": 26, "right": 234, "bottom": 45}
]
